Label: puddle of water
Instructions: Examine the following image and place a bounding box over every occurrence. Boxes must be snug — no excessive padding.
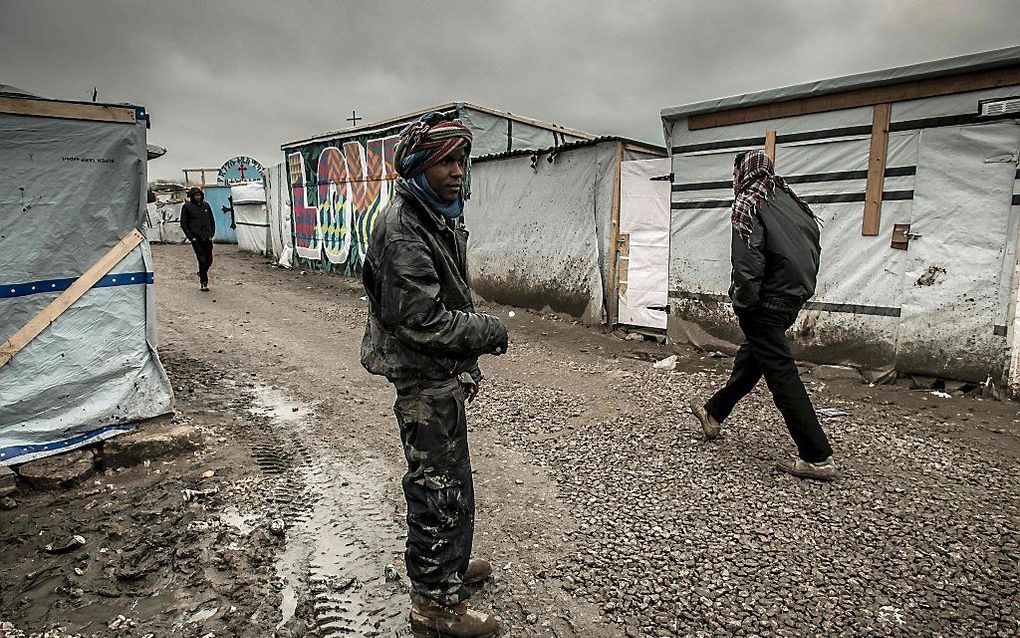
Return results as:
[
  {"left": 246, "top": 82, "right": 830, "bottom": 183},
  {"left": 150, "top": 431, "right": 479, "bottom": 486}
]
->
[
  {"left": 182, "top": 601, "right": 219, "bottom": 625},
  {"left": 221, "top": 504, "right": 259, "bottom": 536},
  {"left": 250, "top": 385, "right": 312, "bottom": 425},
  {"left": 247, "top": 384, "right": 410, "bottom": 636}
]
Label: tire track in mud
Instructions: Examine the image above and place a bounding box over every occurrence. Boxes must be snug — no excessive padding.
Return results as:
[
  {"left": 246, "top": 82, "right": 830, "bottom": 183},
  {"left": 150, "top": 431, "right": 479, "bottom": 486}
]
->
[{"left": 240, "top": 385, "right": 412, "bottom": 637}]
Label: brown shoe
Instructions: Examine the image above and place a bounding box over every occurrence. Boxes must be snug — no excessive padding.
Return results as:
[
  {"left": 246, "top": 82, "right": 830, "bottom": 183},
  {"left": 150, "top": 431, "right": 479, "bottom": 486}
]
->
[
  {"left": 776, "top": 456, "right": 838, "bottom": 482},
  {"left": 464, "top": 558, "right": 492, "bottom": 586},
  {"left": 689, "top": 399, "right": 721, "bottom": 440},
  {"left": 410, "top": 594, "right": 499, "bottom": 638}
]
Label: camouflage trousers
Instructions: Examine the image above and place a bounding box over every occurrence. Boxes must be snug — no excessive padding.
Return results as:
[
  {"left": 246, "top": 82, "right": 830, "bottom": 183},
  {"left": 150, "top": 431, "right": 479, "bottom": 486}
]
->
[{"left": 393, "top": 377, "right": 474, "bottom": 606}]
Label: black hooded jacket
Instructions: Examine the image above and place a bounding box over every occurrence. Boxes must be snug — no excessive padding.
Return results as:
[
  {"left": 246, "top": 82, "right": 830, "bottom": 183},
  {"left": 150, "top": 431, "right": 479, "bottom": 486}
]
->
[
  {"left": 180, "top": 187, "right": 216, "bottom": 241},
  {"left": 730, "top": 188, "right": 821, "bottom": 314},
  {"left": 361, "top": 183, "right": 507, "bottom": 385}
]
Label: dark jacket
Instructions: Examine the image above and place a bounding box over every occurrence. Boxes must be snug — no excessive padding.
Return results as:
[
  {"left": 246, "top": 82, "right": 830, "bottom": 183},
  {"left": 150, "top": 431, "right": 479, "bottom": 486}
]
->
[
  {"left": 361, "top": 183, "right": 507, "bottom": 385},
  {"left": 730, "top": 189, "right": 821, "bottom": 314},
  {"left": 180, "top": 188, "right": 216, "bottom": 241}
]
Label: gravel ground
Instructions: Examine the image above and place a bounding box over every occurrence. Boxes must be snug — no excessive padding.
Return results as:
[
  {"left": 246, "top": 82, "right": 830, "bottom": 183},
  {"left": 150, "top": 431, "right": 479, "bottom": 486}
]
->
[{"left": 470, "top": 361, "right": 1020, "bottom": 637}]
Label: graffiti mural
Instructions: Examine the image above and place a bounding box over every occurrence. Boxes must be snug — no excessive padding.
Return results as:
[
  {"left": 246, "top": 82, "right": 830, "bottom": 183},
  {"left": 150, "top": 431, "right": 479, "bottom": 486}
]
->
[{"left": 287, "top": 134, "right": 400, "bottom": 273}]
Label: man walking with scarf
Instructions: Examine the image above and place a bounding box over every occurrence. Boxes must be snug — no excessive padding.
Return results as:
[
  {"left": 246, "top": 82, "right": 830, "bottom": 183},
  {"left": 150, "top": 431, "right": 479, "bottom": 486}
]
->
[
  {"left": 689, "top": 150, "right": 837, "bottom": 481},
  {"left": 362, "top": 112, "right": 507, "bottom": 637}
]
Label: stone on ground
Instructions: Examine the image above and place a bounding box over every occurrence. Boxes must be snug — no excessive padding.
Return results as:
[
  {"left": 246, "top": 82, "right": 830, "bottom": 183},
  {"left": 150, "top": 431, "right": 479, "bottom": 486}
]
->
[
  {"left": 0, "top": 465, "right": 17, "bottom": 498},
  {"left": 101, "top": 424, "right": 201, "bottom": 469},
  {"left": 16, "top": 448, "right": 96, "bottom": 490}
]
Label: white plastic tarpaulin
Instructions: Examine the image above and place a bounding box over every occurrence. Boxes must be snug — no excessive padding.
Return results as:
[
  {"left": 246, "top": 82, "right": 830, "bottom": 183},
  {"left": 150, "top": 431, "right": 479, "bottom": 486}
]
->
[
  {"left": 265, "top": 162, "right": 294, "bottom": 265},
  {"left": 662, "top": 45, "right": 1020, "bottom": 382},
  {"left": 0, "top": 97, "right": 175, "bottom": 465},
  {"left": 468, "top": 145, "right": 607, "bottom": 324},
  {"left": 231, "top": 182, "right": 269, "bottom": 255}
]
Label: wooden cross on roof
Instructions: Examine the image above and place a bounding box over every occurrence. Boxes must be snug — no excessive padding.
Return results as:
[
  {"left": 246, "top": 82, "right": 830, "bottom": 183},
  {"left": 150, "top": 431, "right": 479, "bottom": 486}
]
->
[{"left": 347, "top": 110, "right": 362, "bottom": 126}]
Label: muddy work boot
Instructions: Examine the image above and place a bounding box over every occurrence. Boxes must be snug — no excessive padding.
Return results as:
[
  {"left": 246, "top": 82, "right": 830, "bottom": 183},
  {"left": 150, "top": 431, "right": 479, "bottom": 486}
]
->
[
  {"left": 410, "top": 594, "right": 498, "bottom": 638},
  {"left": 776, "top": 456, "right": 838, "bottom": 482},
  {"left": 463, "top": 558, "right": 492, "bottom": 586},
  {"left": 689, "top": 399, "right": 721, "bottom": 440}
]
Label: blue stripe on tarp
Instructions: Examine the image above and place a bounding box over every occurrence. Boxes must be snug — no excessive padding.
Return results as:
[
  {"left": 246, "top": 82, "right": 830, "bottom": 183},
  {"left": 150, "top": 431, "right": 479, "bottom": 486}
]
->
[
  {"left": 0, "top": 271, "right": 154, "bottom": 299},
  {"left": 0, "top": 423, "right": 137, "bottom": 466}
]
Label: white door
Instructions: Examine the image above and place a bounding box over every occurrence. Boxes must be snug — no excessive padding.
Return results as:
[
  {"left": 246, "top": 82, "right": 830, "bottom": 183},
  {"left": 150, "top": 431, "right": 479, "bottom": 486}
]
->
[
  {"left": 895, "top": 121, "right": 1020, "bottom": 381},
  {"left": 617, "top": 158, "right": 672, "bottom": 329}
]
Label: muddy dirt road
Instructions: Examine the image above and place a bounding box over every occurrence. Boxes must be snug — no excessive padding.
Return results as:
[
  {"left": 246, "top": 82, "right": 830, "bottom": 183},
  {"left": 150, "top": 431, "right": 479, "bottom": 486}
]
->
[{"left": 3, "top": 243, "right": 1019, "bottom": 638}]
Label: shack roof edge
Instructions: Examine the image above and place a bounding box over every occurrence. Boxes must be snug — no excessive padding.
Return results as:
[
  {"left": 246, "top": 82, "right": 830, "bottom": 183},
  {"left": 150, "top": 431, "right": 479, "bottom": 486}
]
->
[
  {"left": 661, "top": 45, "right": 1020, "bottom": 121},
  {"left": 281, "top": 101, "right": 597, "bottom": 150}
]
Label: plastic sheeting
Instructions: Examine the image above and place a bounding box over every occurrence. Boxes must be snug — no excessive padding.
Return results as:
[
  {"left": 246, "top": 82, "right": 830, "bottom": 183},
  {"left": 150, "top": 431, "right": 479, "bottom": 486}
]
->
[
  {"left": 468, "top": 145, "right": 607, "bottom": 323},
  {"left": 665, "top": 82, "right": 1020, "bottom": 381},
  {"left": 265, "top": 162, "right": 294, "bottom": 264},
  {"left": 618, "top": 158, "right": 671, "bottom": 329},
  {"left": 0, "top": 110, "right": 174, "bottom": 465},
  {"left": 231, "top": 183, "right": 269, "bottom": 255}
]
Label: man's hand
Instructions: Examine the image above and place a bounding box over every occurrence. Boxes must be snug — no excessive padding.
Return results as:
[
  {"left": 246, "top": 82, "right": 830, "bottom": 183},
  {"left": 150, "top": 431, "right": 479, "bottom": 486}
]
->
[
  {"left": 459, "top": 372, "right": 480, "bottom": 403},
  {"left": 465, "top": 381, "right": 480, "bottom": 403}
]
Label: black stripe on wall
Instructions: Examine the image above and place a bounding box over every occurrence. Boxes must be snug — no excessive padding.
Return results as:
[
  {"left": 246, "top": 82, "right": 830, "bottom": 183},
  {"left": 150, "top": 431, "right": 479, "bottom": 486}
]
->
[
  {"left": 1013, "top": 194, "right": 1020, "bottom": 206},
  {"left": 668, "top": 290, "right": 901, "bottom": 317},
  {"left": 671, "top": 190, "right": 914, "bottom": 210},
  {"left": 672, "top": 112, "right": 1020, "bottom": 155},
  {"left": 672, "top": 166, "right": 916, "bottom": 192}
]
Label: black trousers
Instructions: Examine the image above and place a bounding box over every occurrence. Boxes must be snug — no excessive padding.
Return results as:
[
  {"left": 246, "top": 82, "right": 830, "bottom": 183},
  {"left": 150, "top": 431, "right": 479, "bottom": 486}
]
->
[
  {"left": 393, "top": 378, "right": 474, "bottom": 606},
  {"left": 705, "top": 309, "right": 833, "bottom": 463},
  {"left": 191, "top": 239, "right": 214, "bottom": 285}
]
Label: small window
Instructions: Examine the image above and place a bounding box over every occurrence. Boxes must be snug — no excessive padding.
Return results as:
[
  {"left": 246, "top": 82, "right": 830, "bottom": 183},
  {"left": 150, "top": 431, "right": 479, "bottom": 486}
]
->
[{"left": 978, "top": 96, "right": 1020, "bottom": 118}]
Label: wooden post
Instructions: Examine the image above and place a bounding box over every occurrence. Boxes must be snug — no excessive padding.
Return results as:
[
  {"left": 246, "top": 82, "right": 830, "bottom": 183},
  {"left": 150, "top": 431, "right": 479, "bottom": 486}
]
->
[
  {"left": 764, "top": 130, "right": 777, "bottom": 163},
  {"left": 862, "top": 103, "right": 892, "bottom": 236},
  {"left": 606, "top": 142, "right": 625, "bottom": 327},
  {"left": 0, "top": 229, "right": 145, "bottom": 369}
]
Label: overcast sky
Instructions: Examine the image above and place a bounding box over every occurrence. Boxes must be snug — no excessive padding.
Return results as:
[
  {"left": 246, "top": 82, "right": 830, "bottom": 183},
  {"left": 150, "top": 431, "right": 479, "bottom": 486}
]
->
[{"left": 2, "top": 0, "right": 1018, "bottom": 181}]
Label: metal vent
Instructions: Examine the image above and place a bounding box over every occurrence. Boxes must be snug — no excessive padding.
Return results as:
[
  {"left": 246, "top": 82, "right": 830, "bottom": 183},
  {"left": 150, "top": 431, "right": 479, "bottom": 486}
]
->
[{"left": 979, "top": 97, "right": 1020, "bottom": 117}]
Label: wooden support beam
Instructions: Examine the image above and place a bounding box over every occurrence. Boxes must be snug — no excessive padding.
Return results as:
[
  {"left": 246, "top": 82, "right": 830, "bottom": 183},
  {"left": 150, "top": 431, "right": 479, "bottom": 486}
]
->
[
  {"left": 0, "top": 229, "right": 145, "bottom": 369},
  {"left": 606, "top": 142, "right": 625, "bottom": 326},
  {"left": 688, "top": 65, "right": 1020, "bottom": 130},
  {"left": 764, "top": 130, "right": 777, "bottom": 162},
  {"left": 0, "top": 97, "right": 137, "bottom": 124},
  {"left": 862, "top": 103, "right": 892, "bottom": 236}
]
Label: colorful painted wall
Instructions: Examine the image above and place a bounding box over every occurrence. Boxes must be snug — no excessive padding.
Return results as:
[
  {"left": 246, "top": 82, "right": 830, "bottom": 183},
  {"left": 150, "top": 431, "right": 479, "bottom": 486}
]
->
[{"left": 287, "top": 133, "right": 400, "bottom": 274}]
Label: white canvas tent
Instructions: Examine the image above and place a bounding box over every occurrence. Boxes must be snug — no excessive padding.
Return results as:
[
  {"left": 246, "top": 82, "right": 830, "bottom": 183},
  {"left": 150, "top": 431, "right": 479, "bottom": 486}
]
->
[
  {"left": 0, "top": 88, "right": 174, "bottom": 465},
  {"left": 662, "top": 46, "right": 1020, "bottom": 384},
  {"left": 231, "top": 181, "right": 269, "bottom": 255},
  {"left": 468, "top": 138, "right": 667, "bottom": 325}
]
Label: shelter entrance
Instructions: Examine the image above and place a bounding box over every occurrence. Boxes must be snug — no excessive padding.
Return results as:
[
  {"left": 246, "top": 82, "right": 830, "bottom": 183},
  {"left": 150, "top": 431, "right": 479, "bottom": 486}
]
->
[
  {"left": 616, "top": 158, "right": 672, "bottom": 330},
  {"left": 895, "top": 121, "right": 1020, "bottom": 381}
]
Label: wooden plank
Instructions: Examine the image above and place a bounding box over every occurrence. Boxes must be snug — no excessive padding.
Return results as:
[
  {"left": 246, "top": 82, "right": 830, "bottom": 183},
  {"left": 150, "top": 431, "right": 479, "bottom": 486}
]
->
[
  {"left": 606, "top": 142, "right": 625, "bottom": 326},
  {"left": 764, "top": 130, "right": 777, "bottom": 162},
  {"left": 862, "top": 103, "right": 892, "bottom": 236},
  {"left": 0, "top": 229, "right": 145, "bottom": 369},
  {"left": 0, "top": 97, "right": 136, "bottom": 124},
  {"left": 689, "top": 65, "right": 1020, "bottom": 130}
]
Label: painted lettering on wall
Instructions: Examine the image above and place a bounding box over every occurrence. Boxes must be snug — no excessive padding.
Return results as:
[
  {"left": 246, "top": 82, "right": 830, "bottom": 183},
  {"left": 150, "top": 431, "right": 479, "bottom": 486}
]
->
[{"left": 287, "top": 134, "right": 399, "bottom": 273}]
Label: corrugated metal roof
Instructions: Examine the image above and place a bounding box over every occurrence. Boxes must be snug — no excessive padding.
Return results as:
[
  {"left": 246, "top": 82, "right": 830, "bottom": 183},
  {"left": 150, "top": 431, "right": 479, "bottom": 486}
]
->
[
  {"left": 662, "top": 45, "right": 1020, "bottom": 121},
  {"left": 281, "top": 101, "right": 596, "bottom": 150}
]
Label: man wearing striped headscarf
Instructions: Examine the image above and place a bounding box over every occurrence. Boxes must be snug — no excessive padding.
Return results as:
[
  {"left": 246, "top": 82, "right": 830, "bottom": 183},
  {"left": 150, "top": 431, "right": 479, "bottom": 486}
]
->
[
  {"left": 689, "top": 150, "right": 837, "bottom": 482},
  {"left": 362, "top": 112, "right": 507, "bottom": 637}
]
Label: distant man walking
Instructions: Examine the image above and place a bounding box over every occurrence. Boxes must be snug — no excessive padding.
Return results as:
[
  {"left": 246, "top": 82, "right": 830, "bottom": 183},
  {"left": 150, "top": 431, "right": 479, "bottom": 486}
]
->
[
  {"left": 180, "top": 187, "right": 215, "bottom": 291},
  {"left": 361, "top": 112, "right": 508, "bottom": 637},
  {"left": 690, "top": 150, "right": 836, "bottom": 481}
]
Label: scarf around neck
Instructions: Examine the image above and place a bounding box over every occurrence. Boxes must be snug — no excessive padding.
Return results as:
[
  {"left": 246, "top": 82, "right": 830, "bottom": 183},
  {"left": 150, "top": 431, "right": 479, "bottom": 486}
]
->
[
  {"left": 403, "top": 173, "right": 464, "bottom": 219},
  {"left": 731, "top": 150, "right": 815, "bottom": 246}
]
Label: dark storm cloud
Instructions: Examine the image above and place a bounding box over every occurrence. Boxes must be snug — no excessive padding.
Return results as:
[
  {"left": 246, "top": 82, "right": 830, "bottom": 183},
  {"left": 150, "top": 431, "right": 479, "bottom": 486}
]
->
[{"left": 1, "top": 0, "right": 1018, "bottom": 180}]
